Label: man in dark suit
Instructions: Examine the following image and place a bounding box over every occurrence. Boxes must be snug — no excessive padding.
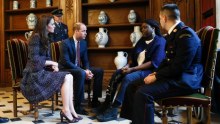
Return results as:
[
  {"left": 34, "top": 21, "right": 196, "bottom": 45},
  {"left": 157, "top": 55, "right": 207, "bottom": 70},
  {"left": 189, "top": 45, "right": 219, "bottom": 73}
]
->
[
  {"left": 59, "top": 22, "right": 104, "bottom": 115},
  {"left": 50, "top": 9, "right": 68, "bottom": 42},
  {"left": 121, "top": 4, "right": 203, "bottom": 124}
]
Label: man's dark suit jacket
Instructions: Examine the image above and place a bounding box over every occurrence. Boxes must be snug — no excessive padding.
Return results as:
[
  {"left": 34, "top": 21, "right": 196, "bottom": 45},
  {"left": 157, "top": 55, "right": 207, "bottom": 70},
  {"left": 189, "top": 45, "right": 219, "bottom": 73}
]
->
[
  {"left": 59, "top": 38, "right": 89, "bottom": 70},
  {"left": 58, "top": 37, "right": 103, "bottom": 109}
]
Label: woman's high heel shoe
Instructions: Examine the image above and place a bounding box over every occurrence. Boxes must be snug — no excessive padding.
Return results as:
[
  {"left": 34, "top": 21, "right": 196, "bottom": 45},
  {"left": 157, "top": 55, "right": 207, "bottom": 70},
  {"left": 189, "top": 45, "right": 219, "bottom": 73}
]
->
[
  {"left": 71, "top": 113, "right": 83, "bottom": 121},
  {"left": 60, "top": 111, "right": 78, "bottom": 123}
]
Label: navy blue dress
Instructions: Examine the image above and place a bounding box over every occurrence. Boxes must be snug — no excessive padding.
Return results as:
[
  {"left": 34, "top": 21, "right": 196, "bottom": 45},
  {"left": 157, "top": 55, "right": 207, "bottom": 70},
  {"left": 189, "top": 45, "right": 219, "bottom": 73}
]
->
[
  {"left": 130, "top": 35, "right": 166, "bottom": 77},
  {"left": 21, "top": 34, "right": 68, "bottom": 104}
]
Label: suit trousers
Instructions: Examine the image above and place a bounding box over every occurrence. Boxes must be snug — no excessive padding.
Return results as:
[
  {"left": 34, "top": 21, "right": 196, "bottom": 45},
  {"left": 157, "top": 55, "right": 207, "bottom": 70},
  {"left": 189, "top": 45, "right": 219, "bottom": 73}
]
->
[
  {"left": 62, "top": 67, "right": 103, "bottom": 107},
  {"left": 121, "top": 79, "right": 196, "bottom": 124}
]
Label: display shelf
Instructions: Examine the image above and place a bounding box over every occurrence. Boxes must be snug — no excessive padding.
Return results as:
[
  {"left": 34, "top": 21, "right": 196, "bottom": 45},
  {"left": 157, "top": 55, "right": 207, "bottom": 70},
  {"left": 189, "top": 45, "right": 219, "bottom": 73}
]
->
[
  {"left": 1, "top": 0, "right": 62, "bottom": 86},
  {"left": 5, "top": 29, "right": 32, "bottom": 33},
  {"left": 87, "top": 23, "right": 142, "bottom": 28},
  {"left": 80, "top": 0, "right": 148, "bottom": 76},
  {"left": 82, "top": 0, "right": 148, "bottom": 7},
  {"left": 5, "top": 6, "right": 58, "bottom": 14}
]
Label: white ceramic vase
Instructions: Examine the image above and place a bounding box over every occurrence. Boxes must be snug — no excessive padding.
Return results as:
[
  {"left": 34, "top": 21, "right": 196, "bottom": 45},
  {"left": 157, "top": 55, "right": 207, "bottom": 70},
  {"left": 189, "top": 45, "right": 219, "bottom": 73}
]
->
[
  {"left": 109, "top": 0, "right": 116, "bottom": 2},
  {"left": 13, "top": 1, "right": 19, "bottom": 10},
  {"left": 25, "top": 31, "right": 33, "bottom": 40},
  {"left": 114, "top": 51, "right": 128, "bottom": 69},
  {"left": 130, "top": 26, "right": 142, "bottom": 47},
  {"left": 98, "top": 11, "right": 108, "bottom": 25},
  {"left": 95, "top": 28, "right": 108, "bottom": 48},
  {"left": 128, "top": 10, "right": 136, "bottom": 24},
  {"left": 46, "top": 0, "right": 52, "bottom": 7},
  {"left": 26, "top": 13, "right": 37, "bottom": 29},
  {"left": 30, "top": 0, "right": 36, "bottom": 8}
]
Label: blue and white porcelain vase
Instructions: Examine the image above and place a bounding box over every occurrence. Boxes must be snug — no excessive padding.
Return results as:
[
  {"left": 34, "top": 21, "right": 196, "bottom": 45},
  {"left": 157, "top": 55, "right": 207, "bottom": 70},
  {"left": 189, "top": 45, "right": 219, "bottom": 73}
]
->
[
  {"left": 130, "top": 26, "right": 142, "bottom": 47},
  {"left": 128, "top": 10, "right": 136, "bottom": 24},
  {"left": 98, "top": 11, "right": 108, "bottom": 25},
  {"left": 109, "top": 0, "right": 116, "bottom": 2},
  {"left": 26, "top": 13, "right": 37, "bottom": 29},
  {"left": 95, "top": 28, "right": 109, "bottom": 48},
  {"left": 46, "top": 0, "right": 52, "bottom": 7},
  {"left": 25, "top": 31, "right": 33, "bottom": 40},
  {"left": 13, "top": 1, "right": 19, "bottom": 10},
  {"left": 30, "top": 0, "right": 36, "bottom": 8}
]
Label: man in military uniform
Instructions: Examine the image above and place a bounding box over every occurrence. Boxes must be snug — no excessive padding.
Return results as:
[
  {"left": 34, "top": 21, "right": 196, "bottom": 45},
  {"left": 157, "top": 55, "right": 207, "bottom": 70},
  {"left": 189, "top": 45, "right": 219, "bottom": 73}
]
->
[
  {"left": 121, "top": 4, "right": 203, "bottom": 124},
  {"left": 50, "top": 9, "right": 68, "bottom": 42}
]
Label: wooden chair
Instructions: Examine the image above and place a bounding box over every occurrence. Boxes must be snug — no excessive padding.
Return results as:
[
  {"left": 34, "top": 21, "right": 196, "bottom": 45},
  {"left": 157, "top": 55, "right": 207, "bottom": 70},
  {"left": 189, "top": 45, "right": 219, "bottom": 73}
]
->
[
  {"left": 50, "top": 41, "right": 62, "bottom": 106},
  {"left": 7, "top": 39, "right": 55, "bottom": 122},
  {"left": 158, "top": 26, "right": 220, "bottom": 124},
  {"left": 50, "top": 41, "right": 92, "bottom": 104},
  {"left": 7, "top": 39, "right": 28, "bottom": 117}
]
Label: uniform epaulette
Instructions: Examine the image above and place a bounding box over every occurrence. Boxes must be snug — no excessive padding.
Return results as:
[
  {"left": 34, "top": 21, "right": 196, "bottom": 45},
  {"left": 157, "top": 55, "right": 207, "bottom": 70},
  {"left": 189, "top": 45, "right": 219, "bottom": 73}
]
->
[
  {"left": 179, "top": 34, "right": 192, "bottom": 38},
  {"left": 178, "top": 26, "right": 191, "bottom": 38},
  {"left": 181, "top": 26, "right": 189, "bottom": 30}
]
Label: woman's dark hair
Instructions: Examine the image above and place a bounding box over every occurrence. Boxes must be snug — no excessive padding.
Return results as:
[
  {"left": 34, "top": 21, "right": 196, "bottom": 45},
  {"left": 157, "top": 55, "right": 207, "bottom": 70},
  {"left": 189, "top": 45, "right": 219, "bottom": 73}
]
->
[
  {"left": 144, "top": 19, "right": 162, "bottom": 36},
  {"left": 31, "top": 15, "right": 53, "bottom": 49}
]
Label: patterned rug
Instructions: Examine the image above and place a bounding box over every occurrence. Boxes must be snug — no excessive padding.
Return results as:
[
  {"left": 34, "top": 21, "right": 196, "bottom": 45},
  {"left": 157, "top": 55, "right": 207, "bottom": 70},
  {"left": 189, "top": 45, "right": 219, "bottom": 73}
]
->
[
  {"left": 0, "top": 88, "right": 131, "bottom": 124},
  {"left": 0, "top": 88, "right": 219, "bottom": 124}
]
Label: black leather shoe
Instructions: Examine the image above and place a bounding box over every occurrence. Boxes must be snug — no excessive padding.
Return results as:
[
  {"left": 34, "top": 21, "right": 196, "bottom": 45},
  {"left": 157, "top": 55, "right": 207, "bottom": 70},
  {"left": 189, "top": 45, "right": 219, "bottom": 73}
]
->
[
  {"left": 91, "top": 100, "right": 101, "bottom": 108},
  {"left": 0, "top": 117, "right": 9, "bottom": 123},
  {"left": 91, "top": 102, "right": 110, "bottom": 114},
  {"left": 96, "top": 107, "right": 118, "bottom": 122},
  {"left": 75, "top": 106, "right": 88, "bottom": 115}
]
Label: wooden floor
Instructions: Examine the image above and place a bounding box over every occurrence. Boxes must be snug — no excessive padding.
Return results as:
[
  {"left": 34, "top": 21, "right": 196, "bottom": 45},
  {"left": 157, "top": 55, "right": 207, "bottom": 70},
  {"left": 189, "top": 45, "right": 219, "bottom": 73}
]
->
[{"left": 0, "top": 87, "right": 219, "bottom": 124}]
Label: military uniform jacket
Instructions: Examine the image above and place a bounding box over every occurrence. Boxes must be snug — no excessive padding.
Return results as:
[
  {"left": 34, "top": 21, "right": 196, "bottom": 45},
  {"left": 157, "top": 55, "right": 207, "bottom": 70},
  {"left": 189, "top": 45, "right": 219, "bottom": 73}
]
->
[
  {"left": 52, "top": 22, "right": 68, "bottom": 42},
  {"left": 155, "top": 22, "right": 203, "bottom": 90}
]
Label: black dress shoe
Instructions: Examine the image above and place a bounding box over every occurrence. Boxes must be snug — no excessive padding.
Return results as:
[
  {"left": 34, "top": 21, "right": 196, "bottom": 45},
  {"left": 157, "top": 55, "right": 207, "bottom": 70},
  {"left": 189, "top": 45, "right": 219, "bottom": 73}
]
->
[
  {"left": 96, "top": 107, "right": 118, "bottom": 122},
  {"left": 0, "top": 117, "right": 9, "bottom": 123},
  {"left": 91, "top": 100, "right": 101, "bottom": 108},
  {"left": 60, "top": 111, "right": 78, "bottom": 123},
  {"left": 92, "top": 102, "right": 110, "bottom": 114},
  {"left": 75, "top": 106, "right": 88, "bottom": 115}
]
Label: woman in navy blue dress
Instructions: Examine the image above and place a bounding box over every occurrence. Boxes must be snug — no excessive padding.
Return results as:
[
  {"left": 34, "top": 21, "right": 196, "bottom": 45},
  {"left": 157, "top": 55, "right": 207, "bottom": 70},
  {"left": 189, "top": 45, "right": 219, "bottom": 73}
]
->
[
  {"left": 21, "top": 15, "right": 81, "bottom": 123},
  {"left": 96, "top": 19, "right": 166, "bottom": 122}
]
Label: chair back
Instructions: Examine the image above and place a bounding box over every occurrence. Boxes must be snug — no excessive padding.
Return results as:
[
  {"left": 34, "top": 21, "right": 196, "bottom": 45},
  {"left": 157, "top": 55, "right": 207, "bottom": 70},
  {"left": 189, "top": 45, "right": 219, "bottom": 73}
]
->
[
  {"left": 50, "top": 41, "right": 62, "bottom": 62},
  {"left": 7, "top": 39, "right": 28, "bottom": 84},
  {"left": 197, "top": 26, "right": 219, "bottom": 97}
]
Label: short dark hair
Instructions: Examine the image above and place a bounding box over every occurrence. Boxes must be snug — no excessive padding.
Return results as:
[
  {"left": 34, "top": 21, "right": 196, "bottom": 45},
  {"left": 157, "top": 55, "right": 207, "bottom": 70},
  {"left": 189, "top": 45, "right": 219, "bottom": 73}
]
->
[{"left": 160, "top": 4, "right": 180, "bottom": 20}]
